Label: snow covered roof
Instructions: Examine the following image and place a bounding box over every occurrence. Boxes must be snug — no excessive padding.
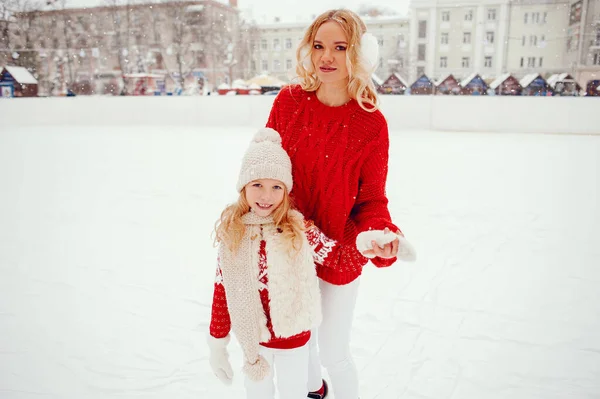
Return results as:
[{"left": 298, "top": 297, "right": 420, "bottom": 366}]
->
[
  {"left": 246, "top": 74, "right": 286, "bottom": 87},
  {"left": 489, "top": 73, "right": 513, "bottom": 89},
  {"left": 546, "top": 73, "right": 576, "bottom": 88},
  {"left": 372, "top": 74, "right": 384, "bottom": 86},
  {"left": 460, "top": 72, "right": 478, "bottom": 87},
  {"left": 3, "top": 66, "right": 38, "bottom": 84},
  {"left": 435, "top": 73, "right": 457, "bottom": 86},
  {"left": 520, "top": 73, "right": 542, "bottom": 88},
  {"left": 393, "top": 73, "right": 409, "bottom": 87}
]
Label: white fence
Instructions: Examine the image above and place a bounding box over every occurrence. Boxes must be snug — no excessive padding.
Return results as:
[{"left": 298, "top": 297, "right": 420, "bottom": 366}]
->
[{"left": 1, "top": 95, "right": 598, "bottom": 134}]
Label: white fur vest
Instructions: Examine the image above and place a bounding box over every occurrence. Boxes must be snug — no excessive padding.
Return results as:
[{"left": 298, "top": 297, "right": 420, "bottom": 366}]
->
[{"left": 218, "top": 210, "right": 321, "bottom": 381}]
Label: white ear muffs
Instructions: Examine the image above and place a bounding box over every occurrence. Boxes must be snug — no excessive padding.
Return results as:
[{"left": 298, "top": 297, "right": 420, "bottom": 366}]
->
[{"left": 359, "top": 32, "right": 379, "bottom": 71}]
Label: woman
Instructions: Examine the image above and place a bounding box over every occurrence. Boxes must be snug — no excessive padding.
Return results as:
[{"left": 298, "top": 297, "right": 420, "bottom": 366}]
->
[{"left": 265, "top": 9, "right": 413, "bottom": 399}]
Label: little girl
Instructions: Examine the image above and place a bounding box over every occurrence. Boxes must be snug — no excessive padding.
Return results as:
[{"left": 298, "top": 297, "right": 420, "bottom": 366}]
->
[{"left": 208, "top": 128, "right": 353, "bottom": 399}]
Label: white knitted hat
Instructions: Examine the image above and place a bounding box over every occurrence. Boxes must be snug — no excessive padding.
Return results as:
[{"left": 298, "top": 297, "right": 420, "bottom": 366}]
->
[{"left": 236, "top": 128, "right": 293, "bottom": 193}]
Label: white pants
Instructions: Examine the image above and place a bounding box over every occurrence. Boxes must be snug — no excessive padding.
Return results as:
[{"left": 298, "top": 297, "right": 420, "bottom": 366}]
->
[
  {"left": 307, "top": 278, "right": 360, "bottom": 399},
  {"left": 244, "top": 344, "right": 309, "bottom": 399}
]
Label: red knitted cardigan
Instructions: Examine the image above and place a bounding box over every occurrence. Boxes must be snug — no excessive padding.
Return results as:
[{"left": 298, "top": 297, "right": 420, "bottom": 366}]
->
[
  {"left": 266, "top": 85, "right": 400, "bottom": 285},
  {"left": 210, "top": 222, "right": 349, "bottom": 349}
]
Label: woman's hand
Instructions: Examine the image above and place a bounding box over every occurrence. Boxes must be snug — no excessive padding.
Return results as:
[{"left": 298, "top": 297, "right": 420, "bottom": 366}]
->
[{"left": 362, "top": 227, "right": 402, "bottom": 259}]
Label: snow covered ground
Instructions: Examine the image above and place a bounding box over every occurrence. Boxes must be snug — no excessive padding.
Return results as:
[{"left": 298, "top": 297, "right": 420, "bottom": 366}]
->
[{"left": 1, "top": 109, "right": 599, "bottom": 398}]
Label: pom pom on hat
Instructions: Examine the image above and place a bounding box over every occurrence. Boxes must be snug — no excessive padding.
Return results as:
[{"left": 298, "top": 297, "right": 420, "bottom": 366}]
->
[
  {"left": 253, "top": 128, "right": 282, "bottom": 144},
  {"left": 236, "top": 128, "right": 293, "bottom": 193}
]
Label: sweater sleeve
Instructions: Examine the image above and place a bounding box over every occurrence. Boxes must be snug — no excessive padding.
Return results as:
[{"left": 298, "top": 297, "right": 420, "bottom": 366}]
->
[
  {"left": 352, "top": 124, "right": 401, "bottom": 268},
  {"left": 265, "top": 90, "right": 282, "bottom": 131},
  {"left": 304, "top": 219, "right": 367, "bottom": 272},
  {"left": 209, "top": 255, "right": 231, "bottom": 339}
]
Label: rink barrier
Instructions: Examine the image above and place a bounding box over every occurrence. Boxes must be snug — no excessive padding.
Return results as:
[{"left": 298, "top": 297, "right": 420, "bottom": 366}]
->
[{"left": 1, "top": 95, "right": 598, "bottom": 135}]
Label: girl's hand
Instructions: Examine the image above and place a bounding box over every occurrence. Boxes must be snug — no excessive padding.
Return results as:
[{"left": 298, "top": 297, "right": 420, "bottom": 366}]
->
[{"left": 362, "top": 227, "right": 402, "bottom": 259}]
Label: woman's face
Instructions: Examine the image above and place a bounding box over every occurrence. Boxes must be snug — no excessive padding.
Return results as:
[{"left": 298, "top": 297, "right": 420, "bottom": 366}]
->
[{"left": 311, "top": 21, "right": 349, "bottom": 85}]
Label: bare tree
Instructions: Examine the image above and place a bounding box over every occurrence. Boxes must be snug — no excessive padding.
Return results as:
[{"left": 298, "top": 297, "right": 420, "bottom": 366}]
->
[{"left": 104, "top": 0, "right": 132, "bottom": 94}]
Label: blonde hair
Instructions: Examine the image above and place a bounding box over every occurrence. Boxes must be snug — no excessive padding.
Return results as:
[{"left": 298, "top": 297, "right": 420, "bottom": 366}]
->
[
  {"left": 214, "top": 186, "right": 306, "bottom": 255},
  {"left": 295, "top": 9, "right": 379, "bottom": 112}
]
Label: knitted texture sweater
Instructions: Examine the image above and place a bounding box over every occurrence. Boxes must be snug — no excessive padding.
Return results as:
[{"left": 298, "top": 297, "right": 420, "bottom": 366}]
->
[
  {"left": 266, "top": 85, "right": 400, "bottom": 285},
  {"left": 210, "top": 218, "right": 342, "bottom": 349}
]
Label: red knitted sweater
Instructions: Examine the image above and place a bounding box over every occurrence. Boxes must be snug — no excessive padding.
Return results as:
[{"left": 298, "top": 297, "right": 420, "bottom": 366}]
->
[{"left": 266, "top": 85, "right": 400, "bottom": 285}]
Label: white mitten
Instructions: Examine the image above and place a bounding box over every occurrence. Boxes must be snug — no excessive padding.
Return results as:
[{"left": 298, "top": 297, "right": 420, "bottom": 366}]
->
[
  {"left": 356, "top": 230, "right": 417, "bottom": 262},
  {"left": 207, "top": 334, "right": 234, "bottom": 385}
]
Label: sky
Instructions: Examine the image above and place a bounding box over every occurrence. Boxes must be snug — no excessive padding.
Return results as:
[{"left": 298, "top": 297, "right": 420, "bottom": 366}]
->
[{"left": 61, "top": 0, "right": 411, "bottom": 22}]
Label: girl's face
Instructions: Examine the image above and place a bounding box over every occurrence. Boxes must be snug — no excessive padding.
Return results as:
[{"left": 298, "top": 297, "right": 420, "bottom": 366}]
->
[
  {"left": 311, "top": 21, "right": 349, "bottom": 85},
  {"left": 245, "top": 179, "right": 285, "bottom": 217}
]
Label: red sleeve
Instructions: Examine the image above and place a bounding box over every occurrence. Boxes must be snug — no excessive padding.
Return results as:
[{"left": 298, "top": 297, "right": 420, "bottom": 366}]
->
[
  {"left": 209, "top": 257, "right": 231, "bottom": 338},
  {"left": 352, "top": 125, "right": 401, "bottom": 268},
  {"left": 266, "top": 90, "right": 282, "bottom": 131},
  {"left": 304, "top": 220, "right": 367, "bottom": 271}
]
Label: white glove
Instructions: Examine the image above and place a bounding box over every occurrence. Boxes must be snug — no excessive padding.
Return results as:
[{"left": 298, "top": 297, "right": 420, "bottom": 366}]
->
[
  {"left": 356, "top": 230, "right": 416, "bottom": 261},
  {"left": 207, "top": 334, "right": 234, "bottom": 385}
]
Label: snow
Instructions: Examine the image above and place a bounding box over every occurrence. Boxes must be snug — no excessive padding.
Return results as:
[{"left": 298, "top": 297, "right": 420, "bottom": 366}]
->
[
  {"left": 460, "top": 72, "right": 478, "bottom": 87},
  {"left": 4, "top": 66, "right": 38, "bottom": 85},
  {"left": 489, "top": 73, "right": 512, "bottom": 89},
  {"left": 1, "top": 97, "right": 599, "bottom": 399},
  {"left": 393, "top": 72, "right": 409, "bottom": 87},
  {"left": 520, "top": 73, "right": 542, "bottom": 89}
]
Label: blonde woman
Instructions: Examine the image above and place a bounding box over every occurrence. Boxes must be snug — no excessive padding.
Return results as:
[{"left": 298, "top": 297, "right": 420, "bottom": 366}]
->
[
  {"left": 208, "top": 128, "right": 368, "bottom": 399},
  {"left": 266, "top": 9, "right": 415, "bottom": 399}
]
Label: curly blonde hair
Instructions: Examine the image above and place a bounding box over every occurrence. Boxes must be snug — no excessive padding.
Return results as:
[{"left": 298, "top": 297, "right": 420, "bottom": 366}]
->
[
  {"left": 214, "top": 186, "right": 306, "bottom": 255},
  {"left": 295, "top": 9, "right": 379, "bottom": 112}
]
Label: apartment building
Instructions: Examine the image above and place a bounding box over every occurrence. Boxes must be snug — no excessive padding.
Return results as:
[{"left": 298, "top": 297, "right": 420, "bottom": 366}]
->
[
  {"left": 409, "top": 0, "right": 571, "bottom": 83},
  {"left": 564, "top": 0, "right": 600, "bottom": 84},
  {"left": 253, "top": 16, "right": 410, "bottom": 83},
  {"left": 6, "top": 0, "right": 241, "bottom": 95}
]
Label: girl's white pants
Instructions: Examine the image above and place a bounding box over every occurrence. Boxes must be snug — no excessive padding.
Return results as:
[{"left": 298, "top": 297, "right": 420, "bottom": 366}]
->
[
  {"left": 307, "top": 278, "right": 361, "bottom": 399},
  {"left": 244, "top": 344, "right": 309, "bottom": 399}
]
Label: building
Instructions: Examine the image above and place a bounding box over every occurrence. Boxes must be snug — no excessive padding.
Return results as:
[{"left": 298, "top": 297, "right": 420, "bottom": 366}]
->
[
  {"left": 253, "top": 15, "right": 410, "bottom": 83},
  {"left": 564, "top": 0, "right": 600, "bottom": 86},
  {"left": 408, "top": 0, "right": 571, "bottom": 83},
  {"left": 5, "top": 0, "right": 241, "bottom": 95}
]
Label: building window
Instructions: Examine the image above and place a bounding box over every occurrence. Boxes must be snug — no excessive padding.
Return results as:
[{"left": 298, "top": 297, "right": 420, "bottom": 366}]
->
[
  {"left": 286, "top": 59, "right": 292, "bottom": 70},
  {"left": 465, "top": 10, "right": 473, "bottom": 21},
  {"left": 440, "top": 56, "right": 447, "bottom": 67},
  {"left": 417, "top": 66, "right": 425, "bottom": 76},
  {"left": 261, "top": 59, "right": 268, "bottom": 71},
  {"left": 441, "top": 33, "right": 449, "bottom": 44},
  {"left": 539, "top": 57, "right": 543, "bottom": 67},
  {"left": 285, "top": 38, "right": 292, "bottom": 49},
  {"left": 462, "top": 57, "right": 470, "bottom": 67},
  {"left": 486, "top": 31, "right": 495, "bottom": 44},
  {"left": 522, "top": 35, "right": 526, "bottom": 46},
  {"left": 273, "top": 59, "right": 281, "bottom": 71},
  {"left": 532, "top": 12, "right": 540, "bottom": 23},
  {"left": 520, "top": 57, "right": 524, "bottom": 67},
  {"left": 524, "top": 13, "right": 528, "bottom": 24},
  {"left": 377, "top": 37, "right": 384, "bottom": 46},
  {"left": 484, "top": 56, "right": 492, "bottom": 67},
  {"left": 251, "top": 60, "right": 256, "bottom": 70},
  {"left": 527, "top": 57, "right": 535, "bottom": 67},
  {"left": 543, "top": 12, "right": 547, "bottom": 23},
  {"left": 463, "top": 32, "right": 471, "bottom": 44},
  {"left": 594, "top": 53, "right": 600, "bottom": 65},
  {"left": 261, "top": 39, "right": 267, "bottom": 50},
  {"left": 418, "top": 44, "right": 426, "bottom": 61},
  {"left": 418, "top": 20, "right": 427, "bottom": 38},
  {"left": 530, "top": 35, "right": 537, "bottom": 46},
  {"left": 273, "top": 39, "right": 280, "bottom": 51},
  {"left": 488, "top": 8, "right": 496, "bottom": 20},
  {"left": 442, "top": 11, "right": 450, "bottom": 21}
]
